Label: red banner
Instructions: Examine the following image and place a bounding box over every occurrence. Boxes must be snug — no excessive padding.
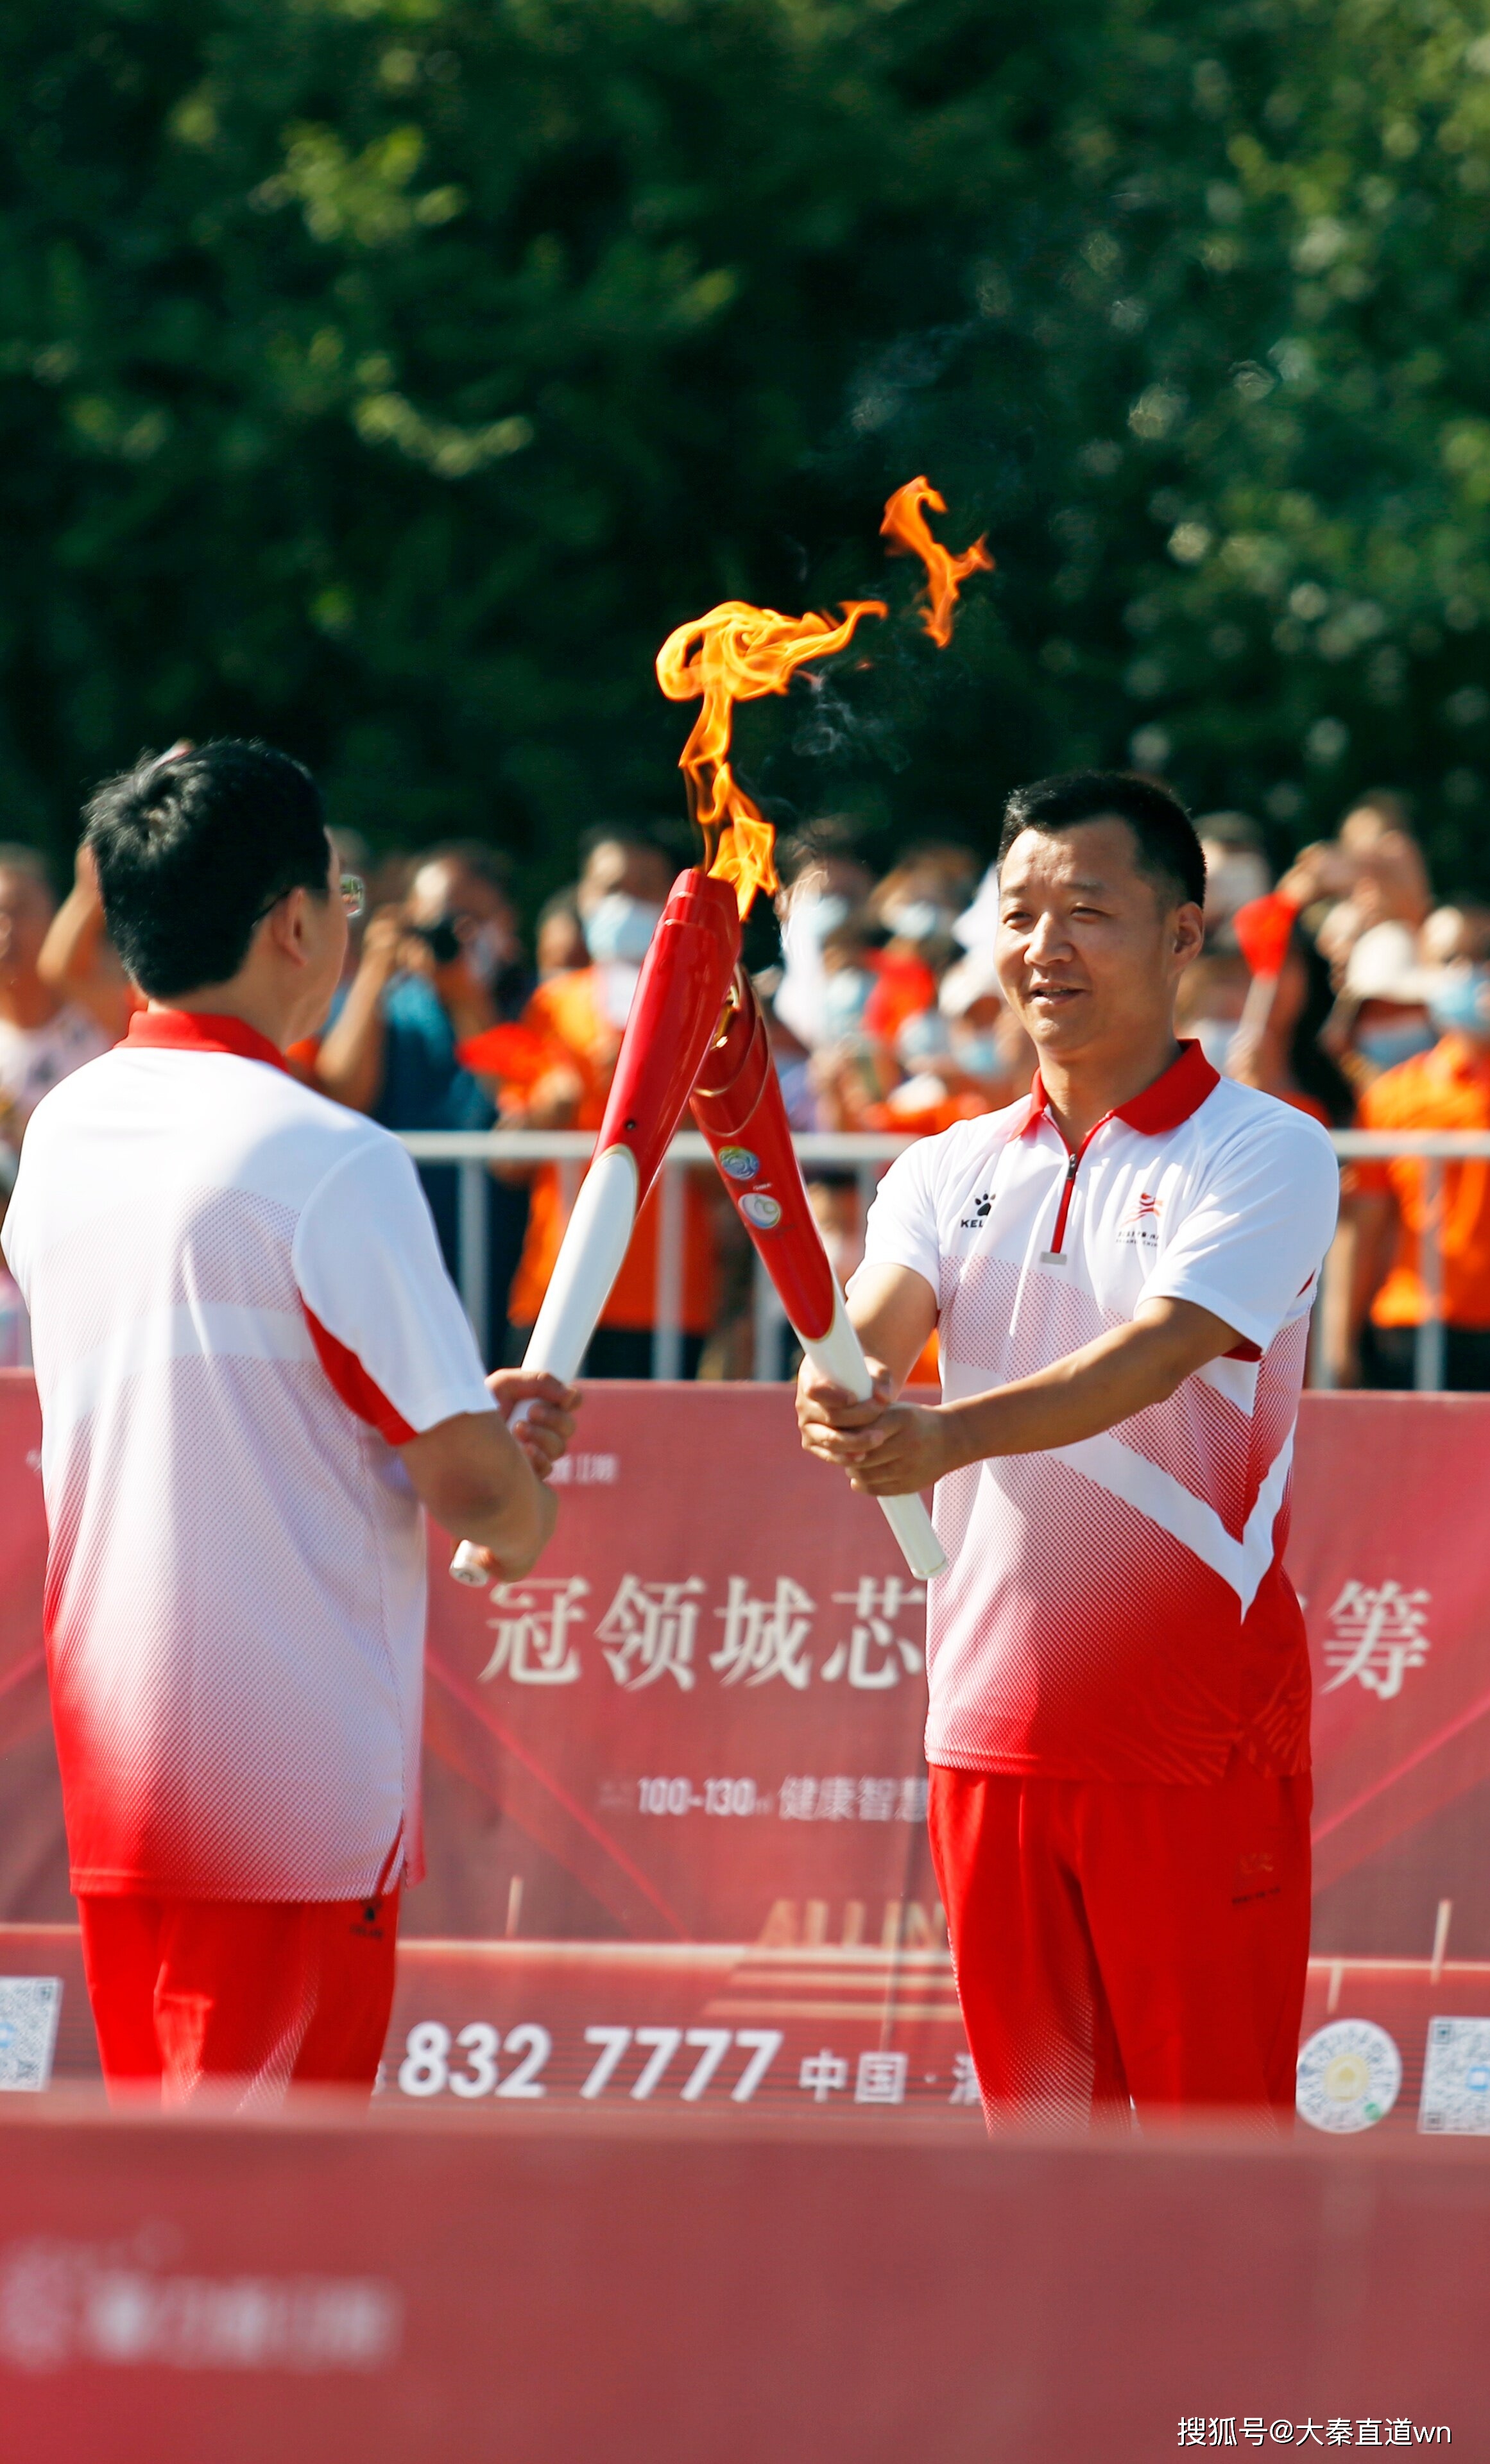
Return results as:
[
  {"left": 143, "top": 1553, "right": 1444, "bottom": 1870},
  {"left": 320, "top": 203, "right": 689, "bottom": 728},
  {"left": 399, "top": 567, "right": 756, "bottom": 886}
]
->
[{"left": 3, "top": 1376, "right": 1490, "bottom": 2135}]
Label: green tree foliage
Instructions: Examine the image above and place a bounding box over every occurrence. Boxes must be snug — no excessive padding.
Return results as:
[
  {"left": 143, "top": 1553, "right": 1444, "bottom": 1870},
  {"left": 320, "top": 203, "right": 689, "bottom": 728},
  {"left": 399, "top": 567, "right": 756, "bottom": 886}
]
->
[{"left": 5, "top": 0, "right": 1490, "bottom": 898}]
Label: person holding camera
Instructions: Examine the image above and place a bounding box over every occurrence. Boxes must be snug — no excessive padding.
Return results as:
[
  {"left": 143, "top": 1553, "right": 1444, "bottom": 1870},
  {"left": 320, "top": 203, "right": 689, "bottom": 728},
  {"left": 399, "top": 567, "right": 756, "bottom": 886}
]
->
[{"left": 315, "top": 844, "right": 533, "bottom": 1359}]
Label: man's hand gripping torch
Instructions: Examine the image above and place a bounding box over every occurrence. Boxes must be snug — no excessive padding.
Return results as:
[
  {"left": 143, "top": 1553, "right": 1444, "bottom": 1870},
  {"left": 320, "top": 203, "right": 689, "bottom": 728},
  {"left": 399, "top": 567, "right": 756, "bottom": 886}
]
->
[{"left": 690, "top": 971, "right": 945, "bottom": 1582}]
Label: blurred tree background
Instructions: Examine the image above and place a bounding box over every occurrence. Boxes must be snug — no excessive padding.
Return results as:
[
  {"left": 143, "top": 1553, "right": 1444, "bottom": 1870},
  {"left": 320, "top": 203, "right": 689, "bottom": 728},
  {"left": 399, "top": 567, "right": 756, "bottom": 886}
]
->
[{"left": 6, "top": 0, "right": 1490, "bottom": 908}]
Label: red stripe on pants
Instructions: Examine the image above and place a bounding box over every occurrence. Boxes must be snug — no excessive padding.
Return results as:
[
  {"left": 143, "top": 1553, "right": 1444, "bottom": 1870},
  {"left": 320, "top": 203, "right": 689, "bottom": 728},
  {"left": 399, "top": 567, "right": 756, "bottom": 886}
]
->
[
  {"left": 77, "top": 1891, "right": 400, "bottom": 2107},
  {"left": 927, "top": 1759, "right": 1310, "bottom": 2126}
]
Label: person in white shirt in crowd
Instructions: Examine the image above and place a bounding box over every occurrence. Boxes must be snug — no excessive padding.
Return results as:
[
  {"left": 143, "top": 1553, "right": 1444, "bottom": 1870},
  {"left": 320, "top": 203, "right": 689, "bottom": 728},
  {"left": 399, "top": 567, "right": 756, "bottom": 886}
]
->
[
  {"left": 3, "top": 739, "right": 575, "bottom": 2105},
  {"left": 798, "top": 771, "right": 1339, "bottom": 2128}
]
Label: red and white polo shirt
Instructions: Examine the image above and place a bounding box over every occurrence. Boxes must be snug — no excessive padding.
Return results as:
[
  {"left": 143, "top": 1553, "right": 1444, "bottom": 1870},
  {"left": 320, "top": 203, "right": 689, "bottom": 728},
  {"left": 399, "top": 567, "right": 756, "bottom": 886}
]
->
[
  {"left": 2, "top": 1009, "right": 495, "bottom": 1901},
  {"left": 857, "top": 1043, "right": 1340, "bottom": 1783}
]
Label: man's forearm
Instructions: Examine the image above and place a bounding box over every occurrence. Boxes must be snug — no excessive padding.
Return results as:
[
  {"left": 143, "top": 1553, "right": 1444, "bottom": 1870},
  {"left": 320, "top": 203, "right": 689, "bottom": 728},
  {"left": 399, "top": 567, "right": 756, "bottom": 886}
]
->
[
  {"left": 937, "top": 1317, "right": 1215, "bottom": 1469},
  {"left": 316, "top": 967, "right": 390, "bottom": 1113},
  {"left": 452, "top": 1471, "right": 556, "bottom": 1575}
]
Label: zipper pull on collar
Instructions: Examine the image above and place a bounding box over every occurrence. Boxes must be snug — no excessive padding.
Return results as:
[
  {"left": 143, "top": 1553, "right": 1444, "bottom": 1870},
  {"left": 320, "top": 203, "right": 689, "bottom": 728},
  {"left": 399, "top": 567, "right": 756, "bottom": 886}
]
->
[{"left": 1043, "top": 1141, "right": 1084, "bottom": 1264}]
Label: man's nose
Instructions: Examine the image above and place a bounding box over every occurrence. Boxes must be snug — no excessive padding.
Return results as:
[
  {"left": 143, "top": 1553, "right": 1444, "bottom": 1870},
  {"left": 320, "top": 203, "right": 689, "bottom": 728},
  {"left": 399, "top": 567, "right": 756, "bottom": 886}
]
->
[{"left": 1024, "top": 910, "right": 1071, "bottom": 963}]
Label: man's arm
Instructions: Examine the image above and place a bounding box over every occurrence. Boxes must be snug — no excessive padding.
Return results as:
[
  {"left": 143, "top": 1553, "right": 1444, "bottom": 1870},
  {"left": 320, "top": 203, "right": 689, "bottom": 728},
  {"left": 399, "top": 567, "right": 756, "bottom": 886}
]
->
[
  {"left": 398, "top": 1405, "right": 556, "bottom": 1577},
  {"left": 798, "top": 1270, "right": 1241, "bottom": 1497}
]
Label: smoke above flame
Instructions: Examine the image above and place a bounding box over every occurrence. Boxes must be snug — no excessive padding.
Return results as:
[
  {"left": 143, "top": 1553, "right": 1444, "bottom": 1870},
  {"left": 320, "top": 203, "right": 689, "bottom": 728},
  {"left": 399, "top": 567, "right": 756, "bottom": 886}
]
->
[
  {"left": 656, "top": 479, "right": 989, "bottom": 917},
  {"left": 880, "top": 475, "right": 995, "bottom": 648}
]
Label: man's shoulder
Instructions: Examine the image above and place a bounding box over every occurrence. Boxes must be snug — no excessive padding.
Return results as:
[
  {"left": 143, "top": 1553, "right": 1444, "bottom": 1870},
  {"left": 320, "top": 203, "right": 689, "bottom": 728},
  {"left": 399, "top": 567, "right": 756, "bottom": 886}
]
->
[
  {"left": 871, "top": 1100, "right": 1031, "bottom": 1240},
  {"left": 60, "top": 1040, "right": 403, "bottom": 1184},
  {"left": 1193, "top": 1072, "right": 1339, "bottom": 1170},
  {"left": 903, "top": 1095, "right": 1031, "bottom": 1181}
]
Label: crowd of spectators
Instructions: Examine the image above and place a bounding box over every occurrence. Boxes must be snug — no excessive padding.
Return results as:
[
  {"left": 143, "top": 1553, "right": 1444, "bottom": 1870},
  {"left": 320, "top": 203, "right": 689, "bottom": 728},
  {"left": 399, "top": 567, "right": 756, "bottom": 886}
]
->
[{"left": 4, "top": 775, "right": 1490, "bottom": 1387}]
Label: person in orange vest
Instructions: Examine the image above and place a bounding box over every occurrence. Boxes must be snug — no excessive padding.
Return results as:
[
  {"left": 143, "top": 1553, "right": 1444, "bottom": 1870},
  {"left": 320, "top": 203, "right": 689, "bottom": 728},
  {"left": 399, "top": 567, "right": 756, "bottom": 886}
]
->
[
  {"left": 1342, "top": 955, "right": 1490, "bottom": 1389},
  {"left": 468, "top": 832, "right": 721, "bottom": 1376}
]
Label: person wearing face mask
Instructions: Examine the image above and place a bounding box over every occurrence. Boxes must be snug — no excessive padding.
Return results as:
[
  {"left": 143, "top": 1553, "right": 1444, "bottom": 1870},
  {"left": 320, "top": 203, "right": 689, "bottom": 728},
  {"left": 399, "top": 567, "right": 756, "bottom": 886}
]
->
[
  {"left": 1196, "top": 811, "right": 1272, "bottom": 942},
  {"left": 862, "top": 847, "right": 977, "bottom": 1045},
  {"left": 1339, "top": 945, "right": 1490, "bottom": 1389},
  {"left": 772, "top": 826, "right": 874, "bottom": 1052},
  {"left": 495, "top": 831, "right": 720, "bottom": 1378},
  {"left": 1324, "top": 921, "right": 1440, "bottom": 1090}
]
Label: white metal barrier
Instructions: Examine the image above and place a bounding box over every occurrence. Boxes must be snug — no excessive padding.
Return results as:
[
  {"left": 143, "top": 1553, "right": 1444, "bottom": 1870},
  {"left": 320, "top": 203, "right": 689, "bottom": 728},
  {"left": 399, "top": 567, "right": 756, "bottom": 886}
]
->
[{"left": 398, "top": 1127, "right": 1490, "bottom": 1393}]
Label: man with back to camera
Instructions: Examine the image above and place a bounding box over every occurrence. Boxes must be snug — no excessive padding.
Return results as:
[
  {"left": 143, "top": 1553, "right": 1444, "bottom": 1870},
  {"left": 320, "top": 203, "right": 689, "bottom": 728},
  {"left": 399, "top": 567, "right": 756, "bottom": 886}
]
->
[
  {"left": 2, "top": 740, "right": 576, "bottom": 2103},
  {"left": 798, "top": 773, "right": 1340, "bottom": 2124}
]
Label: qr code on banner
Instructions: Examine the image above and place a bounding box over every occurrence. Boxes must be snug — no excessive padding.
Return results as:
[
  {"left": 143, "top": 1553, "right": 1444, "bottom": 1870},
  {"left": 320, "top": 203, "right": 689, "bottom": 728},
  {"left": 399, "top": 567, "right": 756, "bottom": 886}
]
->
[
  {"left": 0, "top": 1979, "right": 62, "bottom": 2092},
  {"left": 1419, "top": 2015, "right": 1490, "bottom": 2133}
]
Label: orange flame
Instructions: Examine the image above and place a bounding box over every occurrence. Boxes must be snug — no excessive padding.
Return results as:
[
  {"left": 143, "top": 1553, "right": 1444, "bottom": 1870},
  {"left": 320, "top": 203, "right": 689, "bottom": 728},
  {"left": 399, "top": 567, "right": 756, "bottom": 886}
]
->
[
  {"left": 656, "top": 599, "right": 887, "bottom": 916},
  {"left": 880, "top": 475, "right": 994, "bottom": 648},
  {"left": 656, "top": 480, "right": 990, "bottom": 916}
]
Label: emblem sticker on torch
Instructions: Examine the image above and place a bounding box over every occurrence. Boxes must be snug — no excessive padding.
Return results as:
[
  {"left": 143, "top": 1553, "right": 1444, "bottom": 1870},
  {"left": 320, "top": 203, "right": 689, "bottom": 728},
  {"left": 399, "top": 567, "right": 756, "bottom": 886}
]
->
[{"left": 451, "top": 476, "right": 989, "bottom": 1591}]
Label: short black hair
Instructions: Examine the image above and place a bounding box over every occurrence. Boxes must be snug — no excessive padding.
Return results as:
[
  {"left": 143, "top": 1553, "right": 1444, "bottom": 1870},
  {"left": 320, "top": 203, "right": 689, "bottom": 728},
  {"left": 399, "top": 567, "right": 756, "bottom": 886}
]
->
[
  {"left": 85, "top": 740, "right": 329, "bottom": 998},
  {"left": 997, "top": 770, "right": 1206, "bottom": 911}
]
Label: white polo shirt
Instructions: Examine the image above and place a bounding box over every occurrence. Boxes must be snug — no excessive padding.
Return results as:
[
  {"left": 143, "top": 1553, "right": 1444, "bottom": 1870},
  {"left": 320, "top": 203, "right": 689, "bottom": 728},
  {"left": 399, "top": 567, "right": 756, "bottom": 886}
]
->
[
  {"left": 2, "top": 1009, "right": 496, "bottom": 1901},
  {"left": 858, "top": 1043, "right": 1340, "bottom": 1784}
]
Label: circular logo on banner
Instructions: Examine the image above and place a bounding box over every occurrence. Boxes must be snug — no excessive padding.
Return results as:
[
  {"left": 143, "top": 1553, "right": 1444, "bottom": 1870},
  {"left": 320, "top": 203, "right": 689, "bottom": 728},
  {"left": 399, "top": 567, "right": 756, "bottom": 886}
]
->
[
  {"left": 717, "top": 1145, "right": 760, "bottom": 1183},
  {"left": 741, "top": 1192, "right": 782, "bottom": 1231},
  {"left": 1296, "top": 2021, "right": 1402, "bottom": 2132}
]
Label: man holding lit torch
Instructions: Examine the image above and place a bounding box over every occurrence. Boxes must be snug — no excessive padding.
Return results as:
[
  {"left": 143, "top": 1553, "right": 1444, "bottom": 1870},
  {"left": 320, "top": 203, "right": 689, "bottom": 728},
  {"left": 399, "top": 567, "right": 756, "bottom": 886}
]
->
[
  {"left": 798, "top": 773, "right": 1339, "bottom": 2123},
  {"left": 3, "top": 742, "right": 574, "bottom": 2103}
]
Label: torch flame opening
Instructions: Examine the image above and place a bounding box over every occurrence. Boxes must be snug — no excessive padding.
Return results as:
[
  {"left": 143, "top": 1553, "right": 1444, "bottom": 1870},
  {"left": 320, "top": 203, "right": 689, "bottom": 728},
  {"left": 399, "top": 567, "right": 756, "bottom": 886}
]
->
[
  {"left": 655, "top": 599, "right": 886, "bottom": 917},
  {"left": 880, "top": 475, "right": 994, "bottom": 649},
  {"left": 656, "top": 479, "right": 990, "bottom": 918}
]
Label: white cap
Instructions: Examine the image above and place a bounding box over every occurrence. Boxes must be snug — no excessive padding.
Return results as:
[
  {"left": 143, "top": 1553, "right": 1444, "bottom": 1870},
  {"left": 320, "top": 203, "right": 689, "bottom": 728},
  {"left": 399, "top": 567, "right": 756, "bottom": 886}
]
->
[
  {"left": 952, "top": 864, "right": 1000, "bottom": 953},
  {"left": 1341, "top": 921, "right": 1437, "bottom": 1007},
  {"left": 939, "top": 948, "right": 1004, "bottom": 1019}
]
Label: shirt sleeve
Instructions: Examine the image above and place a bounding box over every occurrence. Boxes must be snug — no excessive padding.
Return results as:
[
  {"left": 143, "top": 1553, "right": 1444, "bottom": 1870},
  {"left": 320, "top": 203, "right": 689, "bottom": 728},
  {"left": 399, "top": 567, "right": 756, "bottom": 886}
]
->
[
  {"left": 293, "top": 1132, "right": 497, "bottom": 1441},
  {"left": 853, "top": 1136, "right": 943, "bottom": 1301},
  {"left": 1138, "top": 1104, "right": 1341, "bottom": 1355}
]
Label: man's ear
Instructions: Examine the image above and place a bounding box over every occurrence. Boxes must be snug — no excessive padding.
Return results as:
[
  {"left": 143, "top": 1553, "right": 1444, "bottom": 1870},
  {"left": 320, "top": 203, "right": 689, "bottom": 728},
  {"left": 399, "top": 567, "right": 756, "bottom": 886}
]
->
[
  {"left": 265, "top": 887, "right": 313, "bottom": 968},
  {"left": 1172, "top": 902, "right": 1206, "bottom": 964}
]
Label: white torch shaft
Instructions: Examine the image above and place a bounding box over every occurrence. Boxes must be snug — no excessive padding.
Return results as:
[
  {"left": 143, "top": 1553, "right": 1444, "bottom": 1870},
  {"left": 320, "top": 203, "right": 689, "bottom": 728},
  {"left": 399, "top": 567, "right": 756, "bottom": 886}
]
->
[
  {"left": 796, "top": 1288, "right": 948, "bottom": 1582},
  {"left": 450, "top": 1146, "right": 640, "bottom": 1585}
]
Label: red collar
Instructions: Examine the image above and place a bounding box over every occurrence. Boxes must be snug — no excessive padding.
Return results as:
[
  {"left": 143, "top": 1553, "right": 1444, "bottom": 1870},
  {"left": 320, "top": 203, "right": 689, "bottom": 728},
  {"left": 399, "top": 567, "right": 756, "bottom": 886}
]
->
[
  {"left": 1021, "top": 1038, "right": 1219, "bottom": 1141},
  {"left": 126, "top": 1008, "right": 289, "bottom": 1075}
]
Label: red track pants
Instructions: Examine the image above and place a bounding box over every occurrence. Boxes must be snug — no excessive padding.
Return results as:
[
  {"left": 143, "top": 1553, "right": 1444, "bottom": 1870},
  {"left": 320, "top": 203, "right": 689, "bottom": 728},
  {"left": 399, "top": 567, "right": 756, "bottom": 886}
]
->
[
  {"left": 77, "top": 1890, "right": 400, "bottom": 2107},
  {"left": 927, "top": 1758, "right": 1311, "bottom": 2127}
]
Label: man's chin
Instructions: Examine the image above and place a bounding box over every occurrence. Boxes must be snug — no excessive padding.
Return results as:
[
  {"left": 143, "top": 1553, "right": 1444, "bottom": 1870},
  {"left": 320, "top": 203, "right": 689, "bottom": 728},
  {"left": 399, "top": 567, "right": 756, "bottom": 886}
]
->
[{"left": 1025, "top": 1004, "right": 1095, "bottom": 1055}]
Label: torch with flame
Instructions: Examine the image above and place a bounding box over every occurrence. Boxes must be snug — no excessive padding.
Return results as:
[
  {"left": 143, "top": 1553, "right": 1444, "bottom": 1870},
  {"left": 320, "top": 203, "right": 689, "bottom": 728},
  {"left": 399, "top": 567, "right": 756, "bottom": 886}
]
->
[{"left": 453, "top": 484, "right": 991, "bottom": 1586}]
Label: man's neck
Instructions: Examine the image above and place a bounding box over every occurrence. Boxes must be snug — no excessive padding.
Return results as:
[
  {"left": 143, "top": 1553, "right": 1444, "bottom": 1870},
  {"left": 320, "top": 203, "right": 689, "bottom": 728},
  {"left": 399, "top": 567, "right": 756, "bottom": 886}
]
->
[
  {"left": 153, "top": 984, "right": 294, "bottom": 1054},
  {"left": 0, "top": 977, "right": 64, "bottom": 1034},
  {"left": 1036, "top": 1026, "right": 1183, "bottom": 1148}
]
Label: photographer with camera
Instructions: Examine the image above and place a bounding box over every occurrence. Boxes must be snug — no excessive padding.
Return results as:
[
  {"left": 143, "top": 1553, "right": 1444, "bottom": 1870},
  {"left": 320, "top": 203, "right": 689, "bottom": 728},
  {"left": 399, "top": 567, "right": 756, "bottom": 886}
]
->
[{"left": 315, "top": 844, "right": 533, "bottom": 1361}]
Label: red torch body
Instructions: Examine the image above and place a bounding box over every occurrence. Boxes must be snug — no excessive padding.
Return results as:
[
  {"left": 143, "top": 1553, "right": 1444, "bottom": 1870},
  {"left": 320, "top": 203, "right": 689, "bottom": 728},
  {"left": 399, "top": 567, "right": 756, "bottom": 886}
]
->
[
  {"left": 690, "top": 973, "right": 836, "bottom": 1342},
  {"left": 493, "top": 868, "right": 739, "bottom": 1416},
  {"left": 594, "top": 870, "right": 742, "bottom": 1192}
]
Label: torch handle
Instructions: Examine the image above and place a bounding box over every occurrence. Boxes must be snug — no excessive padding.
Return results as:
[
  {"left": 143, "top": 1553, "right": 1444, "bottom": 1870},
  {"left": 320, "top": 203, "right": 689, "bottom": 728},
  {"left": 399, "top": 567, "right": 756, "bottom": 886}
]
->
[
  {"left": 449, "top": 1145, "right": 642, "bottom": 1584},
  {"left": 798, "top": 1290, "right": 947, "bottom": 1583}
]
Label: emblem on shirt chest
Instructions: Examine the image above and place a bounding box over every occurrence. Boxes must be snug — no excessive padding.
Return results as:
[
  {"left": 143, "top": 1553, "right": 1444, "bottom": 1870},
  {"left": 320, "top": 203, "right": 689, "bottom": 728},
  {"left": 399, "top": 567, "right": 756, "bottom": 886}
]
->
[
  {"left": 1116, "top": 1190, "right": 1163, "bottom": 1247},
  {"left": 958, "top": 1191, "right": 992, "bottom": 1232}
]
